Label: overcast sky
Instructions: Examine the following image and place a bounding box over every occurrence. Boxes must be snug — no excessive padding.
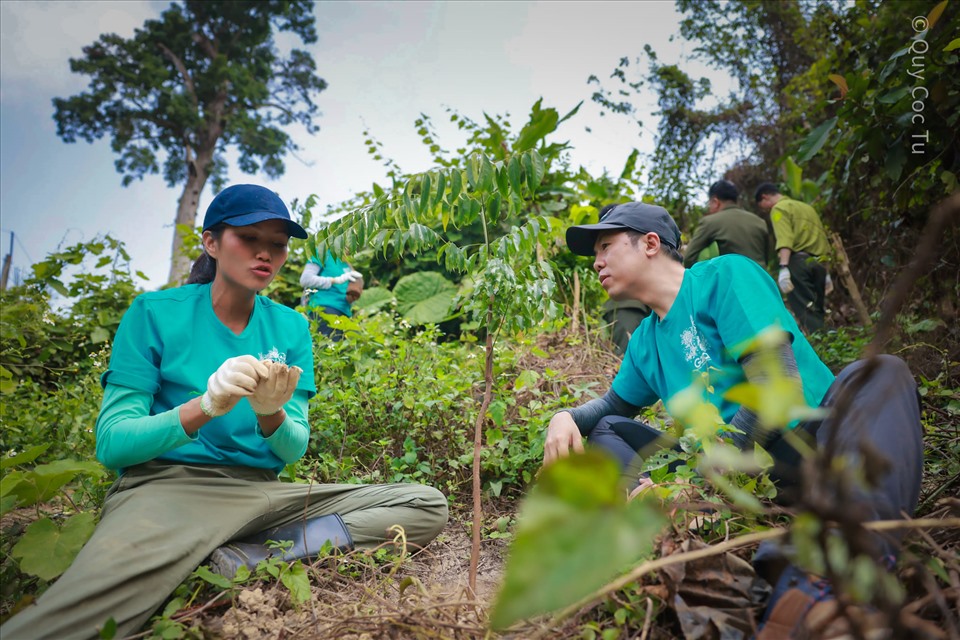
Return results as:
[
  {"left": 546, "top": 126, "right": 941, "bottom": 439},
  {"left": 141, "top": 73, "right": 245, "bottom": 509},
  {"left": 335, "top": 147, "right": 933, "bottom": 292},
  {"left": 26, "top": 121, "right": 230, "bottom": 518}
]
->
[{"left": 0, "top": 0, "right": 720, "bottom": 289}]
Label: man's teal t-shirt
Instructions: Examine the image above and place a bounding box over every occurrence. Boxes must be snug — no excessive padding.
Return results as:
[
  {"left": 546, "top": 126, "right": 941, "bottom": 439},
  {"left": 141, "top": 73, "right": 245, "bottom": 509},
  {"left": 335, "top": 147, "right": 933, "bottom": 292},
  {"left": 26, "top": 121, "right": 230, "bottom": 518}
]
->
[
  {"left": 100, "top": 283, "right": 317, "bottom": 471},
  {"left": 305, "top": 251, "right": 352, "bottom": 316},
  {"left": 612, "top": 255, "right": 835, "bottom": 425}
]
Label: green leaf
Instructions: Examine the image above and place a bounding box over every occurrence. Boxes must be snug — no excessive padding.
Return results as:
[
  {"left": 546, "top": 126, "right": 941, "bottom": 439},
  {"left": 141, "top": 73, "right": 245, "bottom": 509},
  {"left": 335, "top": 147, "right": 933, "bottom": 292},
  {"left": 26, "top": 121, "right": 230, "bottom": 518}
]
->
[
  {"left": 905, "top": 318, "right": 944, "bottom": 334},
  {"left": 98, "top": 617, "right": 117, "bottom": 639},
  {"left": 432, "top": 171, "right": 446, "bottom": 208},
  {"left": 488, "top": 400, "right": 507, "bottom": 427},
  {"left": 419, "top": 173, "right": 431, "bottom": 215},
  {"left": 945, "top": 38, "right": 960, "bottom": 52},
  {"left": 491, "top": 452, "right": 665, "bottom": 629},
  {"left": 448, "top": 169, "right": 462, "bottom": 203},
  {"left": 393, "top": 272, "right": 457, "bottom": 325},
  {"left": 514, "top": 369, "right": 540, "bottom": 390},
  {"left": 531, "top": 150, "right": 545, "bottom": 187},
  {"left": 884, "top": 143, "right": 907, "bottom": 182},
  {"left": 784, "top": 157, "right": 802, "bottom": 198},
  {"left": 279, "top": 562, "right": 311, "bottom": 604},
  {"left": 1, "top": 443, "right": 52, "bottom": 470},
  {"left": 486, "top": 193, "right": 502, "bottom": 224},
  {"left": 12, "top": 512, "right": 97, "bottom": 581},
  {"left": 877, "top": 85, "right": 909, "bottom": 104},
  {"left": 514, "top": 99, "right": 560, "bottom": 152},
  {"left": 193, "top": 565, "right": 233, "bottom": 590},
  {"left": 797, "top": 117, "right": 837, "bottom": 163},
  {"left": 353, "top": 286, "right": 394, "bottom": 313},
  {"left": 508, "top": 156, "right": 523, "bottom": 196},
  {"left": 1, "top": 494, "right": 20, "bottom": 516},
  {"left": 523, "top": 152, "right": 537, "bottom": 193},
  {"left": 479, "top": 155, "right": 495, "bottom": 192},
  {"left": 49, "top": 278, "right": 70, "bottom": 297},
  {"left": 927, "top": 0, "right": 947, "bottom": 29},
  {"left": 7, "top": 459, "right": 105, "bottom": 506},
  {"left": 90, "top": 326, "right": 110, "bottom": 344}
]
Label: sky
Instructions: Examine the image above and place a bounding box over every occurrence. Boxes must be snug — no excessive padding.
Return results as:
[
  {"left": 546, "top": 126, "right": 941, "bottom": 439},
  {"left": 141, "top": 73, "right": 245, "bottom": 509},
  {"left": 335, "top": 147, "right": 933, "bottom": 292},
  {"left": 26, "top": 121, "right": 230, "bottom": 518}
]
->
[{"left": 0, "top": 0, "right": 719, "bottom": 290}]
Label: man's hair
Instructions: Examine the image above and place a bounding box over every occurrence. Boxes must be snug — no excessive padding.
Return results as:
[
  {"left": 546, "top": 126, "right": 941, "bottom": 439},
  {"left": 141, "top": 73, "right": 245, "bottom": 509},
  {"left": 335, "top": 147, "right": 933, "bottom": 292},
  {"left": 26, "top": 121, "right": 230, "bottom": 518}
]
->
[
  {"left": 708, "top": 180, "right": 738, "bottom": 202},
  {"left": 754, "top": 182, "right": 781, "bottom": 203},
  {"left": 624, "top": 229, "right": 683, "bottom": 264}
]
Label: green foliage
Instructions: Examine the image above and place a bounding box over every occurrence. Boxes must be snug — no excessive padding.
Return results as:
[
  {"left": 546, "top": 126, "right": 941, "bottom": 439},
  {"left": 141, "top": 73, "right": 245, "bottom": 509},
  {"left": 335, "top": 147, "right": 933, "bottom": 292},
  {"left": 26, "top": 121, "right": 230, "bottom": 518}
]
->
[
  {"left": 490, "top": 452, "right": 665, "bottom": 629},
  {"left": 1, "top": 450, "right": 104, "bottom": 582},
  {"left": 11, "top": 513, "right": 96, "bottom": 582},
  {"left": 378, "top": 271, "right": 459, "bottom": 325},
  {"left": 0, "top": 236, "right": 140, "bottom": 391},
  {"left": 798, "top": 0, "right": 958, "bottom": 210},
  {"left": 303, "top": 313, "right": 563, "bottom": 498},
  {"left": 805, "top": 325, "right": 872, "bottom": 371}
]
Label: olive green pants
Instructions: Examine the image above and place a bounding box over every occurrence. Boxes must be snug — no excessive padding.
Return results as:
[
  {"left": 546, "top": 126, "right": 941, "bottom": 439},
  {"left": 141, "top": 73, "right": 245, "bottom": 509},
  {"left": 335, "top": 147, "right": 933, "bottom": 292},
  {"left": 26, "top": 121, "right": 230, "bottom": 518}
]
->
[{"left": 2, "top": 462, "right": 449, "bottom": 640}]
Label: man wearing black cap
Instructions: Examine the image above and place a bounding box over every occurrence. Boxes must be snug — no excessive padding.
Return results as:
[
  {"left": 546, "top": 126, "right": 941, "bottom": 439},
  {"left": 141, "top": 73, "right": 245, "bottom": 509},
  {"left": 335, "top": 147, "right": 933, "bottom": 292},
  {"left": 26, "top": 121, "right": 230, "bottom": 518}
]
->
[{"left": 545, "top": 201, "right": 924, "bottom": 638}]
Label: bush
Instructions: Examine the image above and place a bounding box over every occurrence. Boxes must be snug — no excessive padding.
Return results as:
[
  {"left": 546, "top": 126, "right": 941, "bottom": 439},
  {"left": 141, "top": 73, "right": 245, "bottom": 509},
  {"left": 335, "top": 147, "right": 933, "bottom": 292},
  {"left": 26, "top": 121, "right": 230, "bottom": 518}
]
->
[{"left": 298, "top": 311, "right": 578, "bottom": 503}]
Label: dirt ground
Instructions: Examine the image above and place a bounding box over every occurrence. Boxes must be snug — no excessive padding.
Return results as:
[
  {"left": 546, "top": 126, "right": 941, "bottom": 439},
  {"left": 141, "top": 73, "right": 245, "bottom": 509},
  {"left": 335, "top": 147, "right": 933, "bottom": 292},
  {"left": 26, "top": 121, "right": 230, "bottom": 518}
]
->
[{"left": 193, "top": 519, "right": 510, "bottom": 639}]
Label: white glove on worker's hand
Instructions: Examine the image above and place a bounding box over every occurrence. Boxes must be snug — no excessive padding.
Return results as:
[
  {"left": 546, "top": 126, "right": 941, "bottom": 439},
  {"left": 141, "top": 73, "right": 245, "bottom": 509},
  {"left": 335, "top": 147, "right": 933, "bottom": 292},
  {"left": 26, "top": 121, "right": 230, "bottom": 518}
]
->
[
  {"left": 331, "top": 270, "right": 363, "bottom": 285},
  {"left": 201, "top": 355, "right": 269, "bottom": 417},
  {"left": 778, "top": 267, "right": 795, "bottom": 294},
  {"left": 825, "top": 273, "right": 834, "bottom": 296},
  {"left": 249, "top": 360, "right": 303, "bottom": 417}
]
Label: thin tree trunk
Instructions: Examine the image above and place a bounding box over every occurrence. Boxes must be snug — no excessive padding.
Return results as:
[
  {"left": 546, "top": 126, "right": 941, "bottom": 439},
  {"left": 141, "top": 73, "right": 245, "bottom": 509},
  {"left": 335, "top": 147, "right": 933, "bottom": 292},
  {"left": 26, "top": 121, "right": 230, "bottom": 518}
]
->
[
  {"left": 828, "top": 232, "right": 872, "bottom": 328},
  {"left": 167, "top": 162, "right": 210, "bottom": 285},
  {"left": 469, "top": 301, "right": 495, "bottom": 594}
]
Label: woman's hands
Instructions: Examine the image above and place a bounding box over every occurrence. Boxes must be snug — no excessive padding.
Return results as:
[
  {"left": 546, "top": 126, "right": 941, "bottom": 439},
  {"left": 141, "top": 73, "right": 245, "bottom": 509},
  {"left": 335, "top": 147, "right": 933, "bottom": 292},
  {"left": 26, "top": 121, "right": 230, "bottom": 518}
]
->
[
  {"left": 249, "top": 360, "right": 303, "bottom": 417},
  {"left": 199, "top": 356, "right": 301, "bottom": 419},
  {"left": 200, "top": 355, "right": 269, "bottom": 417}
]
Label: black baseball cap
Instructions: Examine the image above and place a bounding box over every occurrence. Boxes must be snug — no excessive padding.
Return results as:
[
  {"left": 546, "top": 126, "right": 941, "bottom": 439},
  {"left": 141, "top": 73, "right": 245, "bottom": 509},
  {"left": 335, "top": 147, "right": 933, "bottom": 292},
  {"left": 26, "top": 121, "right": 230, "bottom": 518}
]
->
[
  {"left": 202, "top": 184, "right": 308, "bottom": 239},
  {"left": 565, "top": 202, "right": 681, "bottom": 256}
]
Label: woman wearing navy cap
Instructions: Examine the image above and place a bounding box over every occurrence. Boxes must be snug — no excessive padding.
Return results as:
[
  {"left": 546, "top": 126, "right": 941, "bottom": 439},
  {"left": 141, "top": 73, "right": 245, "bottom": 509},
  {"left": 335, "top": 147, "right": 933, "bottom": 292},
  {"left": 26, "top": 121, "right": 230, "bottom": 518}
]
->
[{"left": 2, "top": 185, "right": 449, "bottom": 640}]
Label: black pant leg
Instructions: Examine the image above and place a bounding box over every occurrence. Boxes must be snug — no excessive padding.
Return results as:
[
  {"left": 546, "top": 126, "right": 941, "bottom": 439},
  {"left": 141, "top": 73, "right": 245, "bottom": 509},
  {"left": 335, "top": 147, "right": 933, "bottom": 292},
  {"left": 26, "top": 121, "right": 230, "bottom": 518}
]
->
[{"left": 786, "top": 253, "right": 826, "bottom": 332}]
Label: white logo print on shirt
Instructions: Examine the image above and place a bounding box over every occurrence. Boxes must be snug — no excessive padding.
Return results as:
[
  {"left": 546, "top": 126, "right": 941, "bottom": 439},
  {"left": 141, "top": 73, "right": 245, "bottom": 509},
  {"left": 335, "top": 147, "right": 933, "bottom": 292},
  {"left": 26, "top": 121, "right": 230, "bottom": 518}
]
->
[
  {"left": 259, "top": 347, "right": 287, "bottom": 364},
  {"left": 681, "top": 315, "right": 712, "bottom": 370}
]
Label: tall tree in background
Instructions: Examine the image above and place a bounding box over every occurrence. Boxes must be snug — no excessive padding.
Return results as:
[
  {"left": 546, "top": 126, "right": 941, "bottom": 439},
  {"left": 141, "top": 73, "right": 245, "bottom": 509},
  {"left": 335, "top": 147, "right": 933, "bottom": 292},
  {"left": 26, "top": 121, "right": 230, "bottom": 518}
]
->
[{"left": 53, "top": 0, "right": 326, "bottom": 284}]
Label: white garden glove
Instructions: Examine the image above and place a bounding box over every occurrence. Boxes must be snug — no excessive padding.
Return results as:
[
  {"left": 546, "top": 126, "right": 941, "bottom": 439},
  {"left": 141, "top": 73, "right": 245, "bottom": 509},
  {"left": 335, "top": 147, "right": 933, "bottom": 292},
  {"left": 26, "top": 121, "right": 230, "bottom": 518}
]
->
[
  {"left": 332, "top": 270, "right": 363, "bottom": 285},
  {"left": 300, "top": 263, "right": 362, "bottom": 290},
  {"left": 825, "top": 273, "right": 834, "bottom": 296},
  {"left": 248, "top": 360, "right": 303, "bottom": 416},
  {"left": 777, "top": 267, "right": 795, "bottom": 294},
  {"left": 200, "top": 355, "right": 269, "bottom": 418}
]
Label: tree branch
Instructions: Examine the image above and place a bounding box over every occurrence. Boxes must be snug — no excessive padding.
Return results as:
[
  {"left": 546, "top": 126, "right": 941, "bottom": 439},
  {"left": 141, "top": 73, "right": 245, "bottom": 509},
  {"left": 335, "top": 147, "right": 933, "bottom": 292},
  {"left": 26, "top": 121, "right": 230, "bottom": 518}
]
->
[{"left": 155, "top": 42, "right": 198, "bottom": 109}]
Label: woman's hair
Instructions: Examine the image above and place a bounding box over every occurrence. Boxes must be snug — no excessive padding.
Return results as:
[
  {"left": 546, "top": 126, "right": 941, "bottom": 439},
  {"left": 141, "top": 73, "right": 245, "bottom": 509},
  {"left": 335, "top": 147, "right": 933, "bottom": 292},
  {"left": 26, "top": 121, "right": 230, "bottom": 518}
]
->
[{"left": 186, "top": 225, "right": 225, "bottom": 285}]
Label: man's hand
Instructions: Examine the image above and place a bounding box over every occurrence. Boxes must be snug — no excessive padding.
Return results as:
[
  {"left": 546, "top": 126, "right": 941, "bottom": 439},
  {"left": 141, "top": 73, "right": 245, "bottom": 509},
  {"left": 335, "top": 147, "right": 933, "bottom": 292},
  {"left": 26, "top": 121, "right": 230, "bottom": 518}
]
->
[
  {"left": 628, "top": 476, "right": 657, "bottom": 500},
  {"left": 201, "top": 355, "right": 269, "bottom": 417},
  {"left": 543, "top": 412, "right": 584, "bottom": 466},
  {"left": 777, "top": 267, "right": 795, "bottom": 294},
  {"left": 249, "top": 361, "right": 303, "bottom": 417}
]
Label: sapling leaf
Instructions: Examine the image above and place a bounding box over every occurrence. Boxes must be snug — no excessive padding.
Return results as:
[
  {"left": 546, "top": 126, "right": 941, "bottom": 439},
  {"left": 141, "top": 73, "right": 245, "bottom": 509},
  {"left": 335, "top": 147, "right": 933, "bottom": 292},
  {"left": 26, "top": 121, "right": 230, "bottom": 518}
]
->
[
  {"left": 280, "top": 562, "right": 311, "bottom": 604},
  {"left": 490, "top": 451, "right": 665, "bottom": 629},
  {"left": 12, "top": 512, "right": 96, "bottom": 581}
]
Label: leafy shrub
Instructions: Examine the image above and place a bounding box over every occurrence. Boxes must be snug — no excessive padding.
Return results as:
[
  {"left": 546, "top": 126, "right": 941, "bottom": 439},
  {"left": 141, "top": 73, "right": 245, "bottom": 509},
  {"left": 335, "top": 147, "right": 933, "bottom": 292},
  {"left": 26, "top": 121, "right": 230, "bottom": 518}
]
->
[
  {"left": 0, "top": 236, "right": 141, "bottom": 393},
  {"left": 300, "top": 311, "right": 578, "bottom": 502}
]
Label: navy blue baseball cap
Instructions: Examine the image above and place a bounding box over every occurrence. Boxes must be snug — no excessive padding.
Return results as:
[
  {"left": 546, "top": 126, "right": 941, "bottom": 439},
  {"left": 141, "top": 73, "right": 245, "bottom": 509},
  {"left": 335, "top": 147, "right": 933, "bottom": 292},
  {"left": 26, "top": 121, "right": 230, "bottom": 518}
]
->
[
  {"left": 566, "top": 202, "right": 681, "bottom": 256},
  {"left": 202, "top": 184, "right": 308, "bottom": 239}
]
